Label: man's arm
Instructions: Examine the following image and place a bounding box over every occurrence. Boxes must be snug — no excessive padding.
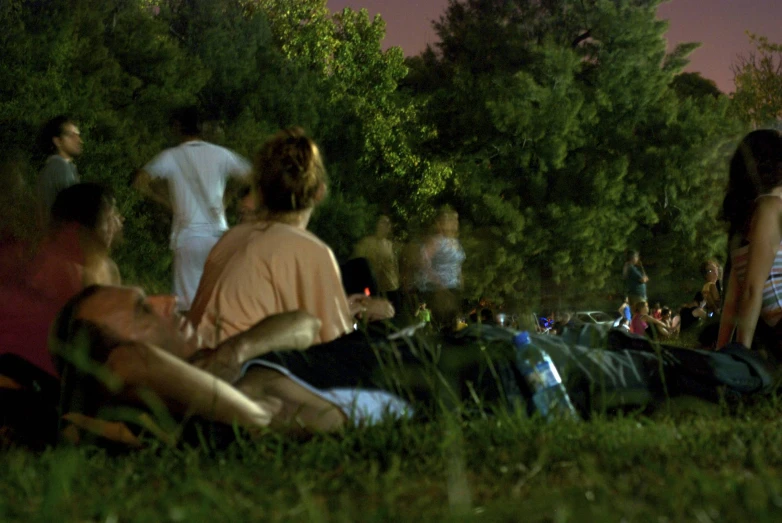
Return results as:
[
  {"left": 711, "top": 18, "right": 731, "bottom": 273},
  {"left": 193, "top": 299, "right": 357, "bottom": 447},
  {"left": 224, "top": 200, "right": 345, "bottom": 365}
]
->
[
  {"left": 188, "top": 310, "right": 322, "bottom": 383},
  {"left": 132, "top": 169, "right": 172, "bottom": 210},
  {"left": 107, "top": 342, "right": 277, "bottom": 431}
]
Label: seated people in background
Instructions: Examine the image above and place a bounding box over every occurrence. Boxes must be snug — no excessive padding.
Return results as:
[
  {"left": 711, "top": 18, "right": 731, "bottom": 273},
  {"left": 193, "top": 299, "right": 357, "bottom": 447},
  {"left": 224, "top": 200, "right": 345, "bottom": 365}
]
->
[
  {"left": 630, "top": 301, "right": 670, "bottom": 338},
  {"left": 701, "top": 260, "right": 722, "bottom": 315},
  {"left": 0, "top": 183, "right": 123, "bottom": 379},
  {"left": 659, "top": 307, "right": 680, "bottom": 339},
  {"left": 651, "top": 302, "right": 663, "bottom": 321},
  {"left": 679, "top": 292, "right": 708, "bottom": 332},
  {"left": 718, "top": 129, "right": 782, "bottom": 354},
  {"left": 189, "top": 127, "right": 394, "bottom": 347}
]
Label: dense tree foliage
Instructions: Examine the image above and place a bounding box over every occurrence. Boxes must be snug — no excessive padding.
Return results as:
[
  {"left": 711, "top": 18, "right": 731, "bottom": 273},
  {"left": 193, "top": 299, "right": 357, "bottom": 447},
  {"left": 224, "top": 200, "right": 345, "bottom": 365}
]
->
[
  {"left": 404, "top": 0, "right": 743, "bottom": 308},
  {"left": 0, "top": 0, "right": 747, "bottom": 310},
  {"left": 732, "top": 33, "right": 782, "bottom": 129}
]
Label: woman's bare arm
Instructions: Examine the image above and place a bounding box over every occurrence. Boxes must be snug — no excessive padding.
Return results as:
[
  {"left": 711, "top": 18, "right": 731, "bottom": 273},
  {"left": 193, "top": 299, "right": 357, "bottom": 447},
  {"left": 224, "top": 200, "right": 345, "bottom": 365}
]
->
[
  {"left": 717, "top": 267, "right": 740, "bottom": 347},
  {"left": 736, "top": 198, "right": 782, "bottom": 347},
  {"left": 189, "top": 311, "right": 321, "bottom": 383}
]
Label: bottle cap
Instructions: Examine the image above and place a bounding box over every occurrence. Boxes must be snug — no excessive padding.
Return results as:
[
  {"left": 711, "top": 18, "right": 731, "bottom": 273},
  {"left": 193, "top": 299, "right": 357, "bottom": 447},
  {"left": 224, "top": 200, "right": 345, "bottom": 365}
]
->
[{"left": 513, "top": 331, "right": 531, "bottom": 346}]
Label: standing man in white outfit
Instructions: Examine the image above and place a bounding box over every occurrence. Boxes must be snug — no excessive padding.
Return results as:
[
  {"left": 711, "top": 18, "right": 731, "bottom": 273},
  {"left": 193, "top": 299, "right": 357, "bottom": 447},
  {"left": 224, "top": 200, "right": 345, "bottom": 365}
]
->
[{"left": 134, "top": 107, "right": 251, "bottom": 310}]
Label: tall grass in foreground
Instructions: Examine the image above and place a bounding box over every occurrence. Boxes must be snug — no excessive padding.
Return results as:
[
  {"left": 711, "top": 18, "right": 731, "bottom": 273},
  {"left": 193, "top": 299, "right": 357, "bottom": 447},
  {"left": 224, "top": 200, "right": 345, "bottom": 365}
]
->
[{"left": 3, "top": 398, "right": 782, "bottom": 522}]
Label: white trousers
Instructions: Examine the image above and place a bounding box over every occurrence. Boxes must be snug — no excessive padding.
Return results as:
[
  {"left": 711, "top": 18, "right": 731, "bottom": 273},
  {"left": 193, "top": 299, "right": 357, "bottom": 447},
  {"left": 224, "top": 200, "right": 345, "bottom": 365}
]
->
[{"left": 173, "top": 233, "right": 222, "bottom": 311}]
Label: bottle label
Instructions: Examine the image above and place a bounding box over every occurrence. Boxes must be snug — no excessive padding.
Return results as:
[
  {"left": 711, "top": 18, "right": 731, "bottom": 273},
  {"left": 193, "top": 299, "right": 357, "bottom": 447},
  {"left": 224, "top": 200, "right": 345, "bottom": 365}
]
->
[{"left": 528, "top": 361, "right": 562, "bottom": 389}]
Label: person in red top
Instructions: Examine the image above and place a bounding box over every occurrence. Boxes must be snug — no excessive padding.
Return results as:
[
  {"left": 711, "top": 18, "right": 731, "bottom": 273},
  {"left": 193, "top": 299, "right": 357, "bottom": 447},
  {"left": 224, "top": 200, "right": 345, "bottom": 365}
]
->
[{"left": 0, "top": 183, "right": 123, "bottom": 378}]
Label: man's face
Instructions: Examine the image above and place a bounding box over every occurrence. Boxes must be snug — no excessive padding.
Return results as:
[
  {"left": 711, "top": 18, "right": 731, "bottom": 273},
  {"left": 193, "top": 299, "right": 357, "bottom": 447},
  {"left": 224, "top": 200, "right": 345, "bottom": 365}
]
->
[
  {"left": 53, "top": 123, "right": 83, "bottom": 160},
  {"left": 76, "top": 286, "right": 199, "bottom": 359}
]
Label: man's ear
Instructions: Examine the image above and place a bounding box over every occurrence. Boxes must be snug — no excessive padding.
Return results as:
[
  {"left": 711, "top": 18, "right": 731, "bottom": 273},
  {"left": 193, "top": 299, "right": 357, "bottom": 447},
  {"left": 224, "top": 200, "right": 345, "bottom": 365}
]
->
[{"left": 52, "top": 136, "right": 63, "bottom": 155}]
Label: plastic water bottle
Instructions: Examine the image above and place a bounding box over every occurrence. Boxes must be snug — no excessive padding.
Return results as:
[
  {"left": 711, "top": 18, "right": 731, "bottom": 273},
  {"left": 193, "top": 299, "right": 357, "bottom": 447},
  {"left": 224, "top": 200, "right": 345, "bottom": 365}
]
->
[{"left": 513, "top": 331, "right": 580, "bottom": 421}]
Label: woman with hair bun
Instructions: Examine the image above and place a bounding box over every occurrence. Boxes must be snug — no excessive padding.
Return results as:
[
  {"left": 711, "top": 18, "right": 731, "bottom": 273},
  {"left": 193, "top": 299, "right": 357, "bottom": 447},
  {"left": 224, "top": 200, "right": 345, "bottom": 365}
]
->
[
  {"left": 190, "top": 128, "right": 394, "bottom": 347},
  {"left": 717, "top": 129, "right": 782, "bottom": 355}
]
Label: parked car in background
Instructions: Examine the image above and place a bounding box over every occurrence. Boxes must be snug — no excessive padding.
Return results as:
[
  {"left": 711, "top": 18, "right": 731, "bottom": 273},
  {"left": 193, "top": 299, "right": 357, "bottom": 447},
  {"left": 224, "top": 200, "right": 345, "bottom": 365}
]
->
[{"left": 573, "top": 310, "right": 618, "bottom": 326}]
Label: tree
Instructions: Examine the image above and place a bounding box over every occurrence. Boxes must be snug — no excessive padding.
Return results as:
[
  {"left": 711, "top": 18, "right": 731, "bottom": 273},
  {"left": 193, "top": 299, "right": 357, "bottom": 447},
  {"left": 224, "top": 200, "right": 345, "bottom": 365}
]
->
[
  {"left": 731, "top": 33, "right": 782, "bottom": 128},
  {"left": 405, "top": 0, "right": 741, "bottom": 308}
]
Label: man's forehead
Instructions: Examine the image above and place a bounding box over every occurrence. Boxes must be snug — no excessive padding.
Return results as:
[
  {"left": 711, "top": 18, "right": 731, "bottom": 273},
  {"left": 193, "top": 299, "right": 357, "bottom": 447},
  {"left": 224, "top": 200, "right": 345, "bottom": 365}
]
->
[{"left": 76, "top": 286, "right": 144, "bottom": 320}]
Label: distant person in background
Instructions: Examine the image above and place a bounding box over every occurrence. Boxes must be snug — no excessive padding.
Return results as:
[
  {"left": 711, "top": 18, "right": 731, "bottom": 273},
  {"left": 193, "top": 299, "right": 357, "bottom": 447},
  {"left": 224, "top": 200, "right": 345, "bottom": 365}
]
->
[
  {"left": 630, "top": 301, "right": 670, "bottom": 339},
  {"left": 651, "top": 302, "right": 663, "bottom": 320},
  {"left": 415, "top": 302, "right": 431, "bottom": 326},
  {"left": 659, "top": 307, "right": 679, "bottom": 339},
  {"left": 415, "top": 206, "right": 466, "bottom": 330},
  {"left": 352, "top": 215, "right": 400, "bottom": 309},
  {"left": 134, "top": 106, "right": 251, "bottom": 311},
  {"left": 37, "top": 115, "right": 82, "bottom": 226},
  {"left": 718, "top": 129, "right": 782, "bottom": 355},
  {"left": 618, "top": 296, "right": 632, "bottom": 325},
  {"left": 623, "top": 250, "right": 649, "bottom": 308},
  {"left": 679, "top": 292, "right": 709, "bottom": 332},
  {"left": 700, "top": 260, "right": 722, "bottom": 315}
]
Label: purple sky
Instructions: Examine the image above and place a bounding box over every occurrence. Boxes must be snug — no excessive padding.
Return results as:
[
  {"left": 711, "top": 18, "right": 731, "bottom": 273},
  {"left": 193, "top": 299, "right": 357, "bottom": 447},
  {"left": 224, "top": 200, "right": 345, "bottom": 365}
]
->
[{"left": 327, "top": 0, "right": 782, "bottom": 93}]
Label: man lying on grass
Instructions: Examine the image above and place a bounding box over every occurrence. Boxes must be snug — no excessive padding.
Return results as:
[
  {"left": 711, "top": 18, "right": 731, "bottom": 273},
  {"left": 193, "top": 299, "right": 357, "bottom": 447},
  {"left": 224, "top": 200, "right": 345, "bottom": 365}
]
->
[
  {"left": 47, "top": 284, "right": 774, "bottom": 447},
  {"left": 51, "top": 284, "right": 413, "bottom": 443}
]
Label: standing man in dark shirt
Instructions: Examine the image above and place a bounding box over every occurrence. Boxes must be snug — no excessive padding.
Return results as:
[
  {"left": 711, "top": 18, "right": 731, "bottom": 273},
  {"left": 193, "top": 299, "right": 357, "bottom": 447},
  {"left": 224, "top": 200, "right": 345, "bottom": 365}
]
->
[
  {"left": 623, "top": 250, "right": 649, "bottom": 308},
  {"left": 37, "top": 116, "right": 82, "bottom": 225}
]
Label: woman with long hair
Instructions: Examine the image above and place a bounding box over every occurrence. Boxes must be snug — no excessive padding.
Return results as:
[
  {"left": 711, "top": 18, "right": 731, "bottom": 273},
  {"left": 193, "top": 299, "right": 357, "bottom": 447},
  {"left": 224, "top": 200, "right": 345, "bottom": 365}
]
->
[
  {"left": 189, "top": 128, "right": 394, "bottom": 347},
  {"left": 717, "top": 129, "right": 782, "bottom": 354}
]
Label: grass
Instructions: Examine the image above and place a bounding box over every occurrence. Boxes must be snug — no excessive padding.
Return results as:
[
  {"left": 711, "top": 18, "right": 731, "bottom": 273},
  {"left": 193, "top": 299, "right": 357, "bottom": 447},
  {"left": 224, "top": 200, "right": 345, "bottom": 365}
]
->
[{"left": 3, "top": 398, "right": 782, "bottom": 522}]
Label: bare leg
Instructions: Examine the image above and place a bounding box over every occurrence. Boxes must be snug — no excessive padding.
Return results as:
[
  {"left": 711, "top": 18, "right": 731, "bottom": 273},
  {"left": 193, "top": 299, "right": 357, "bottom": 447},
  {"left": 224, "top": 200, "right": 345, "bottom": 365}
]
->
[{"left": 235, "top": 367, "right": 346, "bottom": 433}]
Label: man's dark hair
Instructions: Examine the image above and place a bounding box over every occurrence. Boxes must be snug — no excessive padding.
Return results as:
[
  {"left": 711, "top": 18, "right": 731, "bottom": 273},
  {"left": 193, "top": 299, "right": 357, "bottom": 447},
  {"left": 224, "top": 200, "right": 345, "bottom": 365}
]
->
[
  {"left": 50, "top": 182, "right": 115, "bottom": 232},
  {"left": 171, "top": 106, "right": 201, "bottom": 137},
  {"left": 693, "top": 291, "right": 704, "bottom": 303},
  {"left": 50, "top": 285, "right": 122, "bottom": 420},
  {"left": 39, "top": 115, "right": 74, "bottom": 155},
  {"left": 49, "top": 285, "right": 118, "bottom": 367}
]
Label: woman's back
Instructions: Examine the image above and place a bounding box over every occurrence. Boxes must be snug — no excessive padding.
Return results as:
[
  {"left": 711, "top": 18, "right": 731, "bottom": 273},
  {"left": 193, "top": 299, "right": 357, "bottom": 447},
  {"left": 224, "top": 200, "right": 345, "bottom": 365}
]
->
[{"left": 190, "top": 221, "right": 353, "bottom": 347}]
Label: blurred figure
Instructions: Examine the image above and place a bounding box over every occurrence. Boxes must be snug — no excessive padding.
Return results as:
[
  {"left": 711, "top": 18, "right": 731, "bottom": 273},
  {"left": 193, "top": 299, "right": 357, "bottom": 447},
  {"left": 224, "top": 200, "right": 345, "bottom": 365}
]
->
[
  {"left": 134, "top": 106, "right": 251, "bottom": 311},
  {"left": 623, "top": 250, "right": 648, "bottom": 308},
  {"left": 29, "top": 183, "right": 123, "bottom": 307},
  {"left": 0, "top": 155, "right": 38, "bottom": 283},
  {"left": 352, "top": 215, "right": 400, "bottom": 309},
  {"left": 36, "top": 115, "right": 82, "bottom": 226},
  {"left": 0, "top": 183, "right": 122, "bottom": 378},
  {"left": 415, "top": 206, "right": 465, "bottom": 330}
]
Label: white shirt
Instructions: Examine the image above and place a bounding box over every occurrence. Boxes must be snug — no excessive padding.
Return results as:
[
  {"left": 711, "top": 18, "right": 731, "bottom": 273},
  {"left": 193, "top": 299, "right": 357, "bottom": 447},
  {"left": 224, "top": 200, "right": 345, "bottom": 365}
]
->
[{"left": 143, "top": 140, "right": 250, "bottom": 246}]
